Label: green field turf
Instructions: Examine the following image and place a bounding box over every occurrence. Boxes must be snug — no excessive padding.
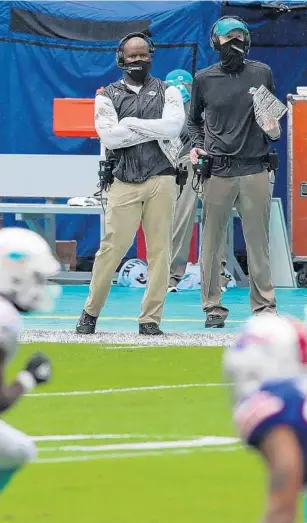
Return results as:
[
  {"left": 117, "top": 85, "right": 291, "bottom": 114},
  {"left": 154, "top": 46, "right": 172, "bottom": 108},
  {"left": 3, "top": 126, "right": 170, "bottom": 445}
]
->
[{"left": 0, "top": 343, "right": 301, "bottom": 522}]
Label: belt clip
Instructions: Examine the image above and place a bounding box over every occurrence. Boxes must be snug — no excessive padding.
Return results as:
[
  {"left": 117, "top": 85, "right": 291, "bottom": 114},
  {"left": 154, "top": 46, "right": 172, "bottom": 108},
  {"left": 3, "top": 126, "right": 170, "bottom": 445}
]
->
[{"left": 223, "top": 156, "right": 231, "bottom": 168}]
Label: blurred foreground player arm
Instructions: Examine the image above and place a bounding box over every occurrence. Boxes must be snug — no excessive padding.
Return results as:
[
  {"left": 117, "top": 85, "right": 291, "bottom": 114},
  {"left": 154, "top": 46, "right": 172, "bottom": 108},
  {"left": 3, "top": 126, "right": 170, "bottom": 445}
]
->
[
  {"left": 0, "top": 304, "right": 52, "bottom": 412},
  {"left": 0, "top": 227, "right": 60, "bottom": 494},
  {"left": 236, "top": 390, "right": 302, "bottom": 523},
  {"left": 260, "top": 426, "right": 302, "bottom": 523}
]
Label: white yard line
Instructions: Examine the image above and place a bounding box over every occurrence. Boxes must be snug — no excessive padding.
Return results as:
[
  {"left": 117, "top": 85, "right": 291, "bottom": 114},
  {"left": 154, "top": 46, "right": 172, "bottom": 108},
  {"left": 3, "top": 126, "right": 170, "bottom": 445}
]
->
[
  {"left": 35, "top": 444, "right": 243, "bottom": 464},
  {"left": 32, "top": 433, "right": 150, "bottom": 442},
  {"left": 36, "top": 436, "right": 239, "bottom": 453},
  {"left": 33, "top": 433, "right": 214, "bottom": 442},
  {"left": 25, "top": 382, "right": 229, "bottom": 398}
]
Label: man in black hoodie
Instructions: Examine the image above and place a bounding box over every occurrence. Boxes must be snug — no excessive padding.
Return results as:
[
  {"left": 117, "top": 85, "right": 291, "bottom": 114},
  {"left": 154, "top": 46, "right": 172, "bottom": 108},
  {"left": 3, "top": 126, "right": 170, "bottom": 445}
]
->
[{"left": 188, "top": 16, "right": 280, "bottom": 328}]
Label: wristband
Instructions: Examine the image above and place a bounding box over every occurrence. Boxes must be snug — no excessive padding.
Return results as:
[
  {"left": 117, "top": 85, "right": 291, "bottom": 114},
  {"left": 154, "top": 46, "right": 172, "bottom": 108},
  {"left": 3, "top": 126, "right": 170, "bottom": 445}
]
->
[{"left": 16, "top": 371, "right": 36, "bottom": 393}]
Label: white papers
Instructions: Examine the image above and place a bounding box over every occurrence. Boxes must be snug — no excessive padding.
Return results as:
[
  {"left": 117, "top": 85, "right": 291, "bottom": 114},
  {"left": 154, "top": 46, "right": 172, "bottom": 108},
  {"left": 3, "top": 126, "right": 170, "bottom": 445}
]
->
[
  {"left": 251, "top": 84, "right": 287, "bottom": 131},
  {"left": 158, "top": 137, "right": 183, "bottom": 168}
]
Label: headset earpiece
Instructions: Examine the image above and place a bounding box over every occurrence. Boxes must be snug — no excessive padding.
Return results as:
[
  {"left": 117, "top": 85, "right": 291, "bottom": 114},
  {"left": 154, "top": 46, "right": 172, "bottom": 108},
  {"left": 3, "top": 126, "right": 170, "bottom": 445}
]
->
[{"left": 116, "top": 32, "right": 155, "bottom": 68}]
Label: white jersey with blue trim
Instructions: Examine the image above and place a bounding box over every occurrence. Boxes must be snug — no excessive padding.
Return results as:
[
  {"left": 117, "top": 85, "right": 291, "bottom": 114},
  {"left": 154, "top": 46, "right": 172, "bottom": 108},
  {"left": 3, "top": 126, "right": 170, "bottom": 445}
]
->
[{"left": 0, "top": 296, "right": 21, "bottom": 364}]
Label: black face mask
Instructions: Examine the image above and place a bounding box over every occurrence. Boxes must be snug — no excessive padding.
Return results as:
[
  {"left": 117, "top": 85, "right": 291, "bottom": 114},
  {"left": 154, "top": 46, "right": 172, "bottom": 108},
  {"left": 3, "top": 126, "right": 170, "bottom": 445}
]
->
[
  {"left": 124, "top": 60, "right": 151, "bottom": 84},
  {"left": 220, "top": 38, "right": 245, "bottom": 73}
]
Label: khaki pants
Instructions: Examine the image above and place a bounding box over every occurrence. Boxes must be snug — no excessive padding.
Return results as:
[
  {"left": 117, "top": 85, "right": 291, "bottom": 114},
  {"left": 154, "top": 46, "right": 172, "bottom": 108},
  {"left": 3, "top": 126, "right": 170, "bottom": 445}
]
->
[
  {"left": 200, "top": 170, "right": 276, "bottom": 318},
  {"left": 85, "top": 175, "right": 176, "bottom": 324},
  {"left": 170, "top": 154, "right": 227, "bottom": 288}
]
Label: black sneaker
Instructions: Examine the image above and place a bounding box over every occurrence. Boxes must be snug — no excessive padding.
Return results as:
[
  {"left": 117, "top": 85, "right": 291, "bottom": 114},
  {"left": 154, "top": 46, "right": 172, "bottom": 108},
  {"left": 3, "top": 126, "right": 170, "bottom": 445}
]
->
[
  {"left": 76, "top": 310, "right": 97, "bottom": 334},
  {"left": 139, "top": 322, "right": 164, "bottom": 336},
  {"left": 205, "top": 314, "right": 225, "bottom": 329}
]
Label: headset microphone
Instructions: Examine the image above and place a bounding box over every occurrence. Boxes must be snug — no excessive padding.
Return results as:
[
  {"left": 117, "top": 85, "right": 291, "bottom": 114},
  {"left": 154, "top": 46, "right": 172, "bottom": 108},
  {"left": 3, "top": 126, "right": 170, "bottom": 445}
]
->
[
  {"left": 231, "top": 43, "right": 244, "bottom": 54},
  {"left": 121, "top": 63, "right": 143, "bottom": 72}
]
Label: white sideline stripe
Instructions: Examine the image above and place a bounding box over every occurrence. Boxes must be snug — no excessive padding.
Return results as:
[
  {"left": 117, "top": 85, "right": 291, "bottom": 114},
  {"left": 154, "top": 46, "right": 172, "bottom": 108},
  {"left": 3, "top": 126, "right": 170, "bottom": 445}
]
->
[
  {"left": 104, "top": 345, "right": 150, "bottom": 350},
  {"left": 25, "top": 382, "right": 228, "bottom": 398},
  {"left": 101, "top": 346, "right": 214, "bottom": 351},
  {"left": 34, "top": 445, "right": 243, "bottom": 464},
  {"left": 32, "top": 433, "right": 150, "bottom": 442},
  {"left": 37, "top": 436, "right": 239, "bottom": 453}
]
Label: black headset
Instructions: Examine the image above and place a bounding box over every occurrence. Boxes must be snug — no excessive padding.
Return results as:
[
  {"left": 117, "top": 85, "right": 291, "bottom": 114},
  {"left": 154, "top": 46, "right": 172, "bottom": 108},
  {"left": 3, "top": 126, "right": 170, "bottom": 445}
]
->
[
  {"left": 210, "top": 16, "right": 251, "bottom": 53},
  {"left": 116, "top": 32, "right": 155, "bottom": 69}
]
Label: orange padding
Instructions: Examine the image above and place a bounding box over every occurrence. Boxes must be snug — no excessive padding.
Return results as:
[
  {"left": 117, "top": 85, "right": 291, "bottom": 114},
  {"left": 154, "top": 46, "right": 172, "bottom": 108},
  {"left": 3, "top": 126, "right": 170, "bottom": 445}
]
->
[{"left": 53, "top": 98, "right": 98, "bottom": 138}]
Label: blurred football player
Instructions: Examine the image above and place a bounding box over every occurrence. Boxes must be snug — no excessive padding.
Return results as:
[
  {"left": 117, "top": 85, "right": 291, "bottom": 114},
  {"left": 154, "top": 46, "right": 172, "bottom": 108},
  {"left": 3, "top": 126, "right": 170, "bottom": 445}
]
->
[
  {"left": 224, "top": 313, "right": 307, "bottom": 523},
  {"left": 0, "top": 227, "right": 60, "bottom": 493}
]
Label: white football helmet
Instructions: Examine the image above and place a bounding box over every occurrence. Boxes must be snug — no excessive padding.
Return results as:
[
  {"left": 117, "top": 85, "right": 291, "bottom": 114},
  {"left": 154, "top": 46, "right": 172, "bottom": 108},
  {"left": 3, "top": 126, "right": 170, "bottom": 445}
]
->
[
  {"left": 117, "top": 259, "right": 148, "bottom": 288},
  {"left": 224, "top": 313, "right": 307, "bottom": 404},
  {"left": 0, "top": 227, "right": 60, "bottom": 312}
]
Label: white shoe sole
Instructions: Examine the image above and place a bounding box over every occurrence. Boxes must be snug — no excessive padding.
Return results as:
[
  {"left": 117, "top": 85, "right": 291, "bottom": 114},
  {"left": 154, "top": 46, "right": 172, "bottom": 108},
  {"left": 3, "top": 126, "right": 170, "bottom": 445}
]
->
[{"left": 167, "top": 287, "right": 178, "bottom": 293}]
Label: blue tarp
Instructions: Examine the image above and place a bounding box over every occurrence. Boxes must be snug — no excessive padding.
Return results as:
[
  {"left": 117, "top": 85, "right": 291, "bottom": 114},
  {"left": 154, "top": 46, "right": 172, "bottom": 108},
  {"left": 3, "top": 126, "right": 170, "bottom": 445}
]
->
[
  {"left": 1, "top": 0, "right": 307, "bottom": 256},
  {"left": 0, "top": 0, "right": 220, "bottom": 258}
]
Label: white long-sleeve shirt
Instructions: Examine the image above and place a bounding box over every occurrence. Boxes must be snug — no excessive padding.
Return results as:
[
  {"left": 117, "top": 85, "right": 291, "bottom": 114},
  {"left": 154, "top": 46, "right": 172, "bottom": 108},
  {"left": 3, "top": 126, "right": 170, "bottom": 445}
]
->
[{"left": 95, "top": 85, "right": 185, "bottom": 151}]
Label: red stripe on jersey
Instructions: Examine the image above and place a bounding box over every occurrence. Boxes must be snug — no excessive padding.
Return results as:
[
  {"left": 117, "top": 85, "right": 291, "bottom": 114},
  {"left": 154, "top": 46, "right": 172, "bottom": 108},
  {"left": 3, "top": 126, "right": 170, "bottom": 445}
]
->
[
  {"left": 296, "top": 325, "right": 307, "bottom": 364},
  {"left": 288, "top": 318, "right": 307, "bottom": 364}
]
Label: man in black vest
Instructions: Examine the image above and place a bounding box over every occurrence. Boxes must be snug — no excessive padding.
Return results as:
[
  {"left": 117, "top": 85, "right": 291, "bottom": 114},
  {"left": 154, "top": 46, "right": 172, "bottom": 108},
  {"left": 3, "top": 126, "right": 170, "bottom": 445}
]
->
[{"left": 76, "top": 32, "right": 184, "bottom": 335}]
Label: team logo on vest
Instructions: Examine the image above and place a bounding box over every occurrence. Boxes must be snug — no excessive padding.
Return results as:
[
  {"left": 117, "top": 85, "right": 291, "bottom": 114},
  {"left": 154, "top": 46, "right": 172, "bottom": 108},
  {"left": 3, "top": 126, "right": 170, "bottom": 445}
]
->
[{"left": 147, "top": 91, "right": 157, "bottom": 97}]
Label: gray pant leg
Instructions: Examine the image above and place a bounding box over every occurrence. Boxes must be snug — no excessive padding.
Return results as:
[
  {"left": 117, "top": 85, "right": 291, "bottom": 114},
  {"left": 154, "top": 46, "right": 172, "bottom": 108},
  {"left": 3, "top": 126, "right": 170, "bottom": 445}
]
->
[
  {"left": 236, "top": 170, "right": 276, "bottom": 314},
  {"left": 169, "top": 156, "right": 198, "bottom": 287},
  {"left": 202, "top": 196, "right": 228, "bottom": 286},
  {"left": 200, "top": 175, "right": 239, "bottom": 317}
]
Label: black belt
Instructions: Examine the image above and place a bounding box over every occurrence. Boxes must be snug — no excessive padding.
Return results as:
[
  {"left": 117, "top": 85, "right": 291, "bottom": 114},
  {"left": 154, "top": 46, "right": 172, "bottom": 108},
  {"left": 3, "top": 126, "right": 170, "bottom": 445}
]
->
[{"left": 212, "top": 154, "right": 269, "bottom": 168}]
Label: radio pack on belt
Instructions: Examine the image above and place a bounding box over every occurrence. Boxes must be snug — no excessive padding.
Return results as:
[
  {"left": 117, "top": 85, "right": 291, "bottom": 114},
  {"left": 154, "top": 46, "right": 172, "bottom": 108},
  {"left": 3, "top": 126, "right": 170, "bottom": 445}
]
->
[
  {"left": 193, "top": 156, "right": 212, "bottom": 181},
  {"left": 268, "top": 150, "right": 279, "bottom": 172},
  {"left": 192, "top": 156, "right": 213, "bottom": 193},
  {"left": 94, "top": 155, "right": 116, "bottom": 202},
  {"left": 176, "top": 163, "right": 188, "bottom": 186},
  {"left": 175, "top": 163, "right": 189, "bottom": 199}
]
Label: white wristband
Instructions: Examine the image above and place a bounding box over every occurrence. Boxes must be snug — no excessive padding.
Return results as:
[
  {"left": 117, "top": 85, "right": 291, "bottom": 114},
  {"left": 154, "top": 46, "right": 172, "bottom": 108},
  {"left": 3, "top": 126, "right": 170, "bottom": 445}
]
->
[{"left": 16, "top": 371, "right": 36, "bottom": 393}]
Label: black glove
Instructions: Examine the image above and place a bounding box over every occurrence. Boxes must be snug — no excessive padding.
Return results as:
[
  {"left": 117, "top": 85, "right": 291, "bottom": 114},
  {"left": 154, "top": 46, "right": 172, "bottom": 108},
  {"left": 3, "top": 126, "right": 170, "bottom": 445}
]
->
[{"left": 25, "top": 353, "right": 52, "bottom": 385}]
